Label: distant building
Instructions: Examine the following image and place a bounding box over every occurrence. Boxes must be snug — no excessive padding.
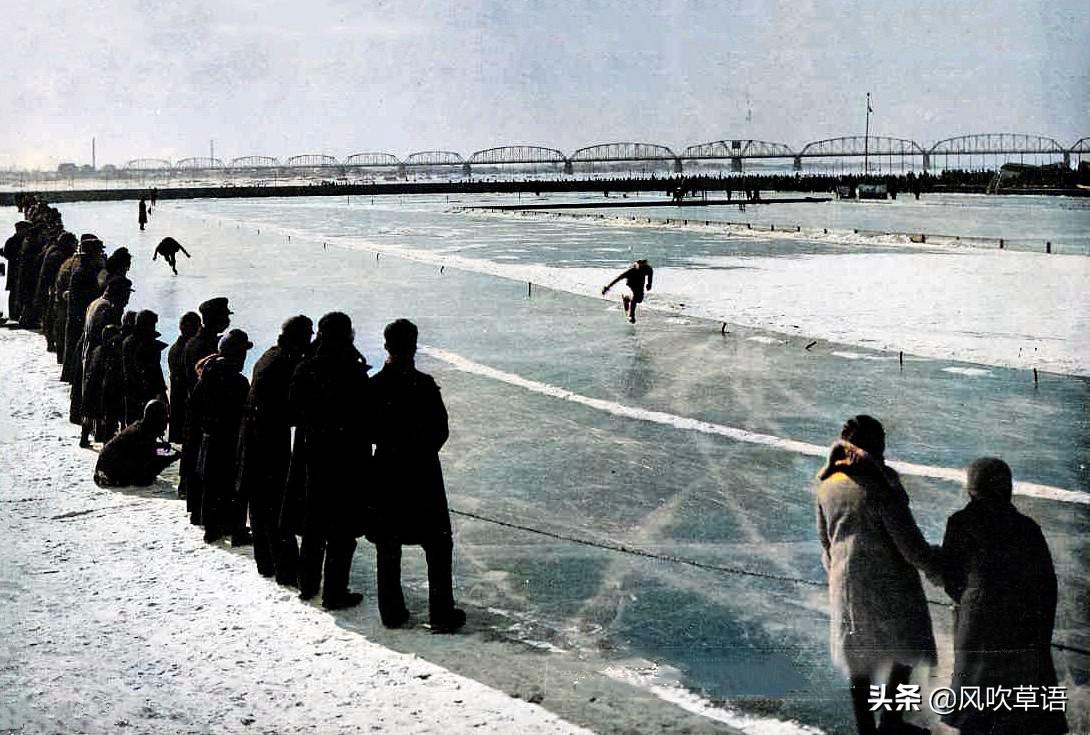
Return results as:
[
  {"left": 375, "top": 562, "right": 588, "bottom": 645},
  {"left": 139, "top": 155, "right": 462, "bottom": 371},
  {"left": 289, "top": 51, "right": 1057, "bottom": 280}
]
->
[{"left": 57, "top": 162, "right": 78, "bottom": 176}]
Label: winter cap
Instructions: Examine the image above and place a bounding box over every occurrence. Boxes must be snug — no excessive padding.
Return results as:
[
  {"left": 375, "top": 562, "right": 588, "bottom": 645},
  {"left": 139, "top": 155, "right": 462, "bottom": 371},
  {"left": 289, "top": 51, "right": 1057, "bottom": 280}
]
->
[
  {"left": 57, "top": 231, "right": 78, "bottom": 246},
  {"left": 14, "top": 221, "right": 30, "bottom": 230},
  {"left": 79, "top": 233, "right": 99, "bottom": 242},
  {"left": 103, "top": 276, "right": 135, "bottom": 296},
  {"left": 839, "top": 415, "right": 885, "bottom": 459},
  {"left": 135, "top": 309, "right": 160, "bottom": 336},
  {"left": 966, "top": 457, "right": 1013, "bottom": 503},
  {"left": 178, "top": 311, "right": 201, "bottom": 334},
  {"left": 218, "top": 328, "right": 253, "bottom": 356},
  {"left": 280, "top": 314, "right": 314, "bottom": 340},
  {"left": 80, "top": 238, "right": 105, "bottom": 254},
  {"left": 100, "top": 323, "right": 121, "bottom": 342},
  {"left": 143, "top": 399, "right": 170, "bottom": 427},
  {"left": 198, "top": 297, "right": 233, "bottom": 319},
  {"left": 316, "top": 311, "right": 353, "bottom": 345}
]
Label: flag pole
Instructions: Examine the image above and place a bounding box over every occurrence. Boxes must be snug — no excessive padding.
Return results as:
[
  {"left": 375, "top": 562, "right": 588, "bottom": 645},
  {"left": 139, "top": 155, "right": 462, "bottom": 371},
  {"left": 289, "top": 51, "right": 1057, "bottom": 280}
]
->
[{"left": 864, "top": 92, "right": 872, "bottom": 175}]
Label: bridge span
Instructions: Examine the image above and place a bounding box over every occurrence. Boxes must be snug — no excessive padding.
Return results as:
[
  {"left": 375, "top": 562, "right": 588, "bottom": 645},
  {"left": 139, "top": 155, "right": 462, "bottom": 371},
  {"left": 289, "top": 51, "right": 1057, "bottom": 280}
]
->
[{"left": 105, "top": 131, "right": 1088, "bottom": 181}]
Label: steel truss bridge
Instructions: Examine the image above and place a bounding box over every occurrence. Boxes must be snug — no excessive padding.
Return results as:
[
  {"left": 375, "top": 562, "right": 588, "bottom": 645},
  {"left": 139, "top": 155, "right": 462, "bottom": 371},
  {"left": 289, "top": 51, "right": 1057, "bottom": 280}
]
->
[{"left": 121, "top": 132, "right": 1087, "bottom": 178}]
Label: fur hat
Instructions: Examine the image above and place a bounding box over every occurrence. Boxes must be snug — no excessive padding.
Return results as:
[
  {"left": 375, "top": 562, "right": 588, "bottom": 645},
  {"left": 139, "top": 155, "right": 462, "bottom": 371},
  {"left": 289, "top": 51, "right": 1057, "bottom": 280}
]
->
[{"left": 966, "top": 457, "right": 1012, "bottom": 503}]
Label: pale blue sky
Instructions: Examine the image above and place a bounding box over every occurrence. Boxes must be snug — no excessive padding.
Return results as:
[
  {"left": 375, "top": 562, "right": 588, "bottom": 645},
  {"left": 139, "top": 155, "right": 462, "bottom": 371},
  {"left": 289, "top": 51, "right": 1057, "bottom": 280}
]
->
[{"left": 1, "top": 0, "right": 1087, "bottom": 168}]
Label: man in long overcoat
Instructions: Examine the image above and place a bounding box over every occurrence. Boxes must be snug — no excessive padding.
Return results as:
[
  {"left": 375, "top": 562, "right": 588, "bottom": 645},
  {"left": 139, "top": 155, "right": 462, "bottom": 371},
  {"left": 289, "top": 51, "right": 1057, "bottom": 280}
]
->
[
  {"left": 190, "top": 329, "right": 253, "bottom": 543},
  {"left": 815, "top": 415, "right": 940, "bottom": 735},
  {"left": 368, "top": 318, "right": 466, "bottom": 633},
  {"left": 121, "top": 310, "right": 168, "bottom": 426},
  {"left": 236, "top": 315, "right": 313, "bottom": 585},
  {"left": 179, "top": 297, "right": 231, "bottom": 517},
  {"left": 1, "top": 221, "right": 29, "bottom": 320},
  {"left": 288, "top": 311, "right": 370, "bottom": 610},
  {"left": 60, "top": 238, "right": 106, "bottom": 383},
  {"left": 940, "top": 458, "right": 1068, "bottom": 735},
  {"left": 74, "top": 277, "right": 132, "bottom": 441},
  {"left": 15, "top": 224, "right": 45, "bottom": 327},
  {"left": 167, "top": 312, "right": 201, "bottom": 444},
  {"left": 34, "top": 231, "right": 77, "bottom": 351},
  {"left": 82, "top": 323, "right": 126, "bottom": 444}
]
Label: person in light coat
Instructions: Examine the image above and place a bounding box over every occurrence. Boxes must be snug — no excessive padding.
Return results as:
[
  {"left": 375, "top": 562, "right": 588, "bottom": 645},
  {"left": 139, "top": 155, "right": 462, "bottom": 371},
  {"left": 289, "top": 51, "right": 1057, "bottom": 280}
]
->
[{"left": 815, "top": 415, "right": 940, "bottom": 735}]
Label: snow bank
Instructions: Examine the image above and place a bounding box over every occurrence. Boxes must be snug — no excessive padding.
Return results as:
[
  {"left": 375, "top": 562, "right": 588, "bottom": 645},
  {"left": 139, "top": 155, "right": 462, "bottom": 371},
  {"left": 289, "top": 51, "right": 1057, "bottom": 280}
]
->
[{"left": 0, "top": 328, "right": 591, "bottom": 735}]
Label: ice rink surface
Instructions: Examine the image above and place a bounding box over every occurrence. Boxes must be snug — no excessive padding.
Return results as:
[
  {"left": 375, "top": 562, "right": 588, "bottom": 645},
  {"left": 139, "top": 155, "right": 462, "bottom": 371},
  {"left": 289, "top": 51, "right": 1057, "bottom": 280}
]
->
[{"left": 3, "top": 194, "right": 1087, "bottom": 734}]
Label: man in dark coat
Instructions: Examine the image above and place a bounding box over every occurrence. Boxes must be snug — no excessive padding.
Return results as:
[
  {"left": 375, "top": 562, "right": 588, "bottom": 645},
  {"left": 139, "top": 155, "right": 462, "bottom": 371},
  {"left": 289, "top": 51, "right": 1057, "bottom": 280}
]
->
[
  {"left": 60, "top": 237, "right": 106, "bottom": 382},
  {"left": 138, "top": 198, "right": 148, "bottom": 230},
  {"left": 368, "top": 319, "right": 466, "bottom": 632},
  {"left": 1, "top": 221, "right": 29, "bottom": 320},
  {"left": 189, "top": 329, "right": 252, "bottom": 543},
  {"left": 815, "top": 415, "right": 940, "bottom": 735},
  {"left": 82, "top": 323, "right": 126, "bottom": 444},
  {"left": 167, "top": 311, "right": 201, "bottom": 444},
  {"left": 74, "top": 277, "right": 132, "bottom": 438},
  {"left": 236, "top": 315, "right": 313, "bottom": 584},
  {"left": 15, "top": 224, "right": 46, "bottom": 327},
  {"left": 940, "top": 458, "right": 1068, "bottom": 735},
  {"left": 121, "top": 310, "right": 168, "bottom": 426},
  {"left": 94, "top": 400, "right": 179, "bottom": 487},
  {"left": 34, "top": 231, "right": 77, "bottom": 351},
  {"left": 288, "top": 311, "right": 370, "bottom": 610},
  {"left": 179, "top": 297, "right": 232, "bottom": 516},
  {"left": 50, "top": 238, "right": 88, "bottom": 364}
]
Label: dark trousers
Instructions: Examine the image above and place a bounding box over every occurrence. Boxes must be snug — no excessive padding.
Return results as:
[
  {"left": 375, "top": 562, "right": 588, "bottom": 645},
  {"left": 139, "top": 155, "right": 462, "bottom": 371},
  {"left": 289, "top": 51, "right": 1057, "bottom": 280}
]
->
[
  {"left": 251, "top": 492, "right": 298, "bottom": 584},
  {"left": 375, "top": 535, "right": 455, "bottom": 625},
  {"left": 299, "top": 531, "right": 356, "bottom": 602},
  {"left": 849, "top": 663, "right": 913, "bottom": 735}
]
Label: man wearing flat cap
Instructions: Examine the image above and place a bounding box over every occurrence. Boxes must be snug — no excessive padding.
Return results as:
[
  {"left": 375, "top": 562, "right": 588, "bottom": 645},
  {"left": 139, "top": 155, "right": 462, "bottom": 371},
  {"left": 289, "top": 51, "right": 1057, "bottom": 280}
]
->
[{"left": 178, "top": 296, "right": 232, "bottom": 515}]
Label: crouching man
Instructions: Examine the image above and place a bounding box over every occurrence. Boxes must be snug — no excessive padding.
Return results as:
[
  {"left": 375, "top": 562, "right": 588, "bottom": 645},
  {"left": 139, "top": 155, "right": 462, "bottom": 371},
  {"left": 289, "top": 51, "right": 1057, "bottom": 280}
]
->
[{"left": 94, "top": 400, "right": 180, "bottom": 487}]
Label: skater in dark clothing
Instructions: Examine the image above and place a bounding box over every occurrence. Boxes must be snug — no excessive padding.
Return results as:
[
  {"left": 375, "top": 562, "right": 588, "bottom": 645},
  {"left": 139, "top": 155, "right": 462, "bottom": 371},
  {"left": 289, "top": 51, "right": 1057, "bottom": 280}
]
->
[
  {"left": 189, "top": 329, "right": 253, "bottom": 544},
  {"left": 94, "top": 400, "right": 179, "bottom": 488},
  {"left": 815, "top": 416, "right": 940, "bottom": 735},
  {"left": 179, "top": 297, "right": 232, "bottom": 517},
  {"left": 167, "top": 312, "right": 201, "bottom": 444},
  {"left": 288, "top": 312, "right": 371, "bottom": 610},
  {"left": 81, "top": 324, "right": 126, "bottom": 444},
  {"left": 138, "top": 198, "right": 148, "bottom": 231},
  {"left": 940, "top": 458, "right": 1068, "bottom": 735},
  {"left": 602, "top": 259, "right": 654, "bottom": 323},
  {"left": 150, "top": 188, "right": 158, "bottom": 207},
  {"left": 236, "top": 315, "right": 313, "bottom": 585},
  {"left": 368, "top": 318, "right": 466, "bottom": 633},
  {"left": 153, "top": 237, "right": 190, "bottom": 275},
  {"left": 74, "top": 277, "right": 132, "bottom": 439},
  {"left": 121, "top": 310, "right": 168, "bottom": 426}
]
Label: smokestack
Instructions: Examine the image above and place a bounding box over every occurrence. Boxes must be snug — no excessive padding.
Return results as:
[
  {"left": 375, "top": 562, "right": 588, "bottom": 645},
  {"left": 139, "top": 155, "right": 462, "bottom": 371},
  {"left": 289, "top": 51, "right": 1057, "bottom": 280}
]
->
[{"left": 92, "top": 137, "right": 96, "bottom": 170}]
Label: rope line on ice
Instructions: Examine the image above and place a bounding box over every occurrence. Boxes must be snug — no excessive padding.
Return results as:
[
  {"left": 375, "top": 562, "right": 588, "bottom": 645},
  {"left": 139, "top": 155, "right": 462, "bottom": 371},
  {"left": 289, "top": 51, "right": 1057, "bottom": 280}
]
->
[
  {"left": 421, "top": 346, "right": 1088, "bottom": 506},
  {"left": 448, "top": 507, "right": 1090, "bottom": 658}
]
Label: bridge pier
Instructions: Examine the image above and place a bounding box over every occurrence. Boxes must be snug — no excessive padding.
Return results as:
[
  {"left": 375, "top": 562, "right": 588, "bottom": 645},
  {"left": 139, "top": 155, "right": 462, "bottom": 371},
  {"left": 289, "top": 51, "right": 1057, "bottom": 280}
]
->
[
  {"left": 793, "top": 156, "right": 802, "bottom": 172},
  {"left": 730, "top": 156, "right": 742, "bottom": 173},
  {"left": 673, "top": 158, "right": 683, "bottom": 174},
  {"left": 462, "top": 162, "right": 472, "bottom": 177},
  {"left": 922, "top": 153, "right": 930, "bottom": 172},
  {"left": 1063, "top": 152, "right": 1071, "bottom": 169}
]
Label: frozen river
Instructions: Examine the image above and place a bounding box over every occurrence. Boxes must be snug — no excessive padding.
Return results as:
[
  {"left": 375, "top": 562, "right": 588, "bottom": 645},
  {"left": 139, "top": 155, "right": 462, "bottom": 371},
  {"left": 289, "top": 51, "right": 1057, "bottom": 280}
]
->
[{"left": 4, "top": 193, "right": 1088, "bottom": 734}]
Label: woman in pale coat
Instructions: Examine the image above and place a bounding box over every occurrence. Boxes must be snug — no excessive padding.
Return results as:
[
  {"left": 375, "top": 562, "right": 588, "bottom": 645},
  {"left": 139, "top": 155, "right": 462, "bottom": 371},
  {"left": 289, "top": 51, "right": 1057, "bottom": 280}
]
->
[{"left": 815, "top": 415, "right": 940, "bottom": 735}]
